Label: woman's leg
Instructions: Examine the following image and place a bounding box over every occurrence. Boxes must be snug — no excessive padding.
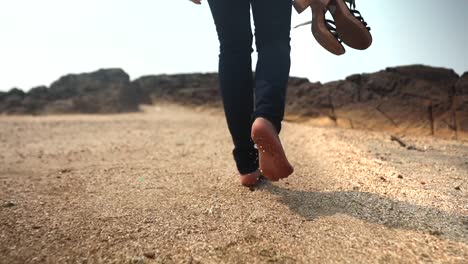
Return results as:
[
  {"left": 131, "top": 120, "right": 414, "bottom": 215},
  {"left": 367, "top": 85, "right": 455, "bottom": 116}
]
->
[
  {"left": 249, "top": 0, "right": 294, "bottom": 180},
  {"left": 207, "top": 0, "right": 259, "bottom": 175},
  {"left": 251, "top": 0, "right": 292, "bottom": 133}
]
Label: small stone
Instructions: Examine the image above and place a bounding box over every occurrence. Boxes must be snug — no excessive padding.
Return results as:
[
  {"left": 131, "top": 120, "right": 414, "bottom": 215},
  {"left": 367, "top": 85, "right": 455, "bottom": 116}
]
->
[
  {"left": 3, "top": 201, "right": 16, "bottom": 207},
  {"left": 143, "top": 252, "right": 155, "bottom": 259},
  {"left": 397, "top": 175, "right": 404, "bottom": 179},
  {"left": 421, "top": 181, "right": 426, "bottom": 185},
  {"left": 32, "top": 225, "right": 41, "bottom": 229},
  {"left": 60, "top": 168, "right": 72, "bottom": 174},
  {"left": 380, "top": 176, "right": 387, "bottom": 182},
  {"left": 429, "top": 230, "right": 443, "bottom": 236},
  {"left": 455, "top": 186, "right": 461, "bottom": 191}
]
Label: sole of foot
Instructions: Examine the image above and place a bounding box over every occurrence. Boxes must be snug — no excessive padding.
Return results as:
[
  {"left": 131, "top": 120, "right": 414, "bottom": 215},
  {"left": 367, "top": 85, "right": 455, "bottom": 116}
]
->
[{"left": 251, "top": 118, "right": 294, "bottom": 181}]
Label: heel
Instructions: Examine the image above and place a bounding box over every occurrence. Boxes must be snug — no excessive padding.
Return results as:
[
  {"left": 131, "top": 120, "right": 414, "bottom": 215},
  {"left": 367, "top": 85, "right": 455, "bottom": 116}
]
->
[{"left": 293, "top": 0, "right": 311, "bottom": 14}]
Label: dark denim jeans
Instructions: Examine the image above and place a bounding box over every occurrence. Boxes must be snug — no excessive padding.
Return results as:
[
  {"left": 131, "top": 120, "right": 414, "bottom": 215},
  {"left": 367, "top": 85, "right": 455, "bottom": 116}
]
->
[{"left": 208, "top": 0, "right": 292, "bottom": 174}]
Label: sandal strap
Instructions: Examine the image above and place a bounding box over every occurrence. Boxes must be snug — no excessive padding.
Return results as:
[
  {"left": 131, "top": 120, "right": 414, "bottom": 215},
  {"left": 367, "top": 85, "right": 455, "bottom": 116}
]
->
[
  {"left": 324, "top": 19, "right": 342, "bottom": 43},
  {"left": 344, "top": 0, "right": 356, "bottom": 9},
  {"left": 344, "top": 0, "right": 371, "bottom": 31}
]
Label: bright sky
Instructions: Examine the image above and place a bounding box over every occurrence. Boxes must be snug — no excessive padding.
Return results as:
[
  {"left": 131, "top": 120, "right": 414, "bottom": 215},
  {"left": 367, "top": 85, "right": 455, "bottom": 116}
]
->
[{"left": 1, "top": 0, "right": 467, "bottom": 91}]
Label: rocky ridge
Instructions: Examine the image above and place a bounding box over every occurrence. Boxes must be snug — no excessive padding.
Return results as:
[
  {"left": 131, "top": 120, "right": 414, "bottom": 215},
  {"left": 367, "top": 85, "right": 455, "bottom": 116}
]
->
[{"left": 1, "top": 65, "right": 467, "bottom": 139}]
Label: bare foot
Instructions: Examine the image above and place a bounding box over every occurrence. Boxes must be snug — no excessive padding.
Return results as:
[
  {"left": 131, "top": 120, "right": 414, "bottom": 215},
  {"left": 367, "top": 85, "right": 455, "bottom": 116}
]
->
[
  {"left": 251, "top": 118, "right": 294, "bottom": 181},
  {"left": 239, "top": 170, "right": 261, "bottom": 187}
]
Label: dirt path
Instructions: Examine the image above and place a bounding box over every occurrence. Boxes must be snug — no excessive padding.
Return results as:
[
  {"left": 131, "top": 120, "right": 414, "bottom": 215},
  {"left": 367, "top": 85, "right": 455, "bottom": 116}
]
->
[{"left": 1, "top": 104, "right": 467, "bottom": 263}]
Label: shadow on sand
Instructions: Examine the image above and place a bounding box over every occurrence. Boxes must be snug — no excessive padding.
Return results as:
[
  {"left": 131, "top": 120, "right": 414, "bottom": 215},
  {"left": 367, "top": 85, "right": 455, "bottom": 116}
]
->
[{"left": 256, "top": 179, "right": 468, "bottom": 244}]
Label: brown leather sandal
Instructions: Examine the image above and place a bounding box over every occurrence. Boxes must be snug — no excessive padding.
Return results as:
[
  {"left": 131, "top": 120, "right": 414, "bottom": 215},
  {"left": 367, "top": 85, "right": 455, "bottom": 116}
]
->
[
  {"left": 328, "top": 0, "right": 372, "bottom": 50},
  {"left": 293, "top": 0, "right": 312, "bottom": 14},
  {"left": 293, "top": 0, "right": 371, "bottom": 54},
  {"left": 294, "top": 0, "right": 345, "bottom": 56}
]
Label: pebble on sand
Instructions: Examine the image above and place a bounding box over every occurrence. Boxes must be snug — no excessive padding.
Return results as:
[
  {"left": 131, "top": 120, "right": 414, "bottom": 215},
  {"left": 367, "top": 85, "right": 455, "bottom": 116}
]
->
[
  {"left": 3, "top": 201, "right": 16, "bottom": 207},
  {"left": 143, "top": 252, "right": 155, "bottom": 259}
]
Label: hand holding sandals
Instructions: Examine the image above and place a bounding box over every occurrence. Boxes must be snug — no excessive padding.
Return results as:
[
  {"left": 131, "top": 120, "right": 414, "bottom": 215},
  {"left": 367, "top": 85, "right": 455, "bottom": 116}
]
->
[{"left": 294, "top": 0, "right": 372, "bottom": 55}]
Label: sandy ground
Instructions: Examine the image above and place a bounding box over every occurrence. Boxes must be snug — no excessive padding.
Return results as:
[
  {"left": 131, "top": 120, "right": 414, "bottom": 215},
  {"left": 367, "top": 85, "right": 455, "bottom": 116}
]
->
[{"left": 1, "top": 103, "right": 467, "bottom": 264}]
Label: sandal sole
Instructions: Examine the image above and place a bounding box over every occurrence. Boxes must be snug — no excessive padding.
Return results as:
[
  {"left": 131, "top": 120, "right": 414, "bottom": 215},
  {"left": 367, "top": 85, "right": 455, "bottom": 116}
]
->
[
  {"left": 329, "top": 0, "right": 372, "bottom": 50},
  {"left": 310, "top": 0, "right": 345, "bottom": 55}
]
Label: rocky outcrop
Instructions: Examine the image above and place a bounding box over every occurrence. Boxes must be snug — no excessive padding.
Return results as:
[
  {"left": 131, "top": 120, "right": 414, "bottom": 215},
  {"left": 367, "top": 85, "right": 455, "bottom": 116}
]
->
[
  {"left": 130, "top": 65, "right": 467, "bottom": 140},
  {"left": 133, "top": 73, "right": 220, "bottom": 106},
  {"left": 285, "top": 65, "right": 466, "bottom": 139},
  {"left": 453, "top": 72, "right": 468, "bottom": 134},
  {"left": 1, "top": 65, "right": 467, "bottom": 140},
  {"left": 0, "top": 69, "right": 142, "bottom": 114},
  {"left": 0, "top": 88, "right": 27, "bottom": 114}
]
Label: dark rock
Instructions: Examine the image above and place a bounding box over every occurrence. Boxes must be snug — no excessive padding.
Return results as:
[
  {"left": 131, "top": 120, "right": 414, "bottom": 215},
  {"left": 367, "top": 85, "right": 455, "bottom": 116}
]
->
[
  {"left": 47, "top": 68, "right": 140, "bottom": 113},
  {"left": 1, "top": 88, "right": 27, "bottom": 113},
  {"left": 1, "top": 93, "right": 25, "bottom": 114},
  {"left": 345, "top": 74, "right": 362, "bottom": 85},
  {"left": 3, "top": 201, "right": 16, "bottom": 207},
  {"left": 43, "top": 99, "right": 75, "bottom": 114},
  {"left": 22, "top": 86, "right": 50, "bottom": 114},
  {"left": 133, "top": 73, "right": 219, "bottom": 106},
  {"left": 453, "top": 72, "right": 468, "bottom": 135},
  {"left": 60, "top": 168, "right": 72, "bottom": 174},
  {"left": 1, "top": 64, "right": 467, "bottom": 140},
  {"left": 7, "top": 87, "right": 25, "bottom": 98},
  {"left": 0, "top": 69, "right": 141, "bottom": 114},
  {"left": 49, "top": 69, "right": 129, "bottom": 100},
  {"left": 288, "top": 77, "right": 310, "bottom": 86},
  {"left": 143, "top": 252, "right": 155, "bottom": 259},
  {"left": 284, "top": 64, "right": 468, "bottom": 139},
  {"left": 429, "top": 230, "right": 443, "bottom": 236},
  {"left": 28, "top": 86, "right": 49, "bottom": 100},
  {"left": 455, "top": 72, "right": 468, "bottom": 95},
  {"left": 385, "top": 65, "right": 459, "bottom": 84},
  {"left": 21, "top": 96, "right": 47, "bottom": 114}
]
